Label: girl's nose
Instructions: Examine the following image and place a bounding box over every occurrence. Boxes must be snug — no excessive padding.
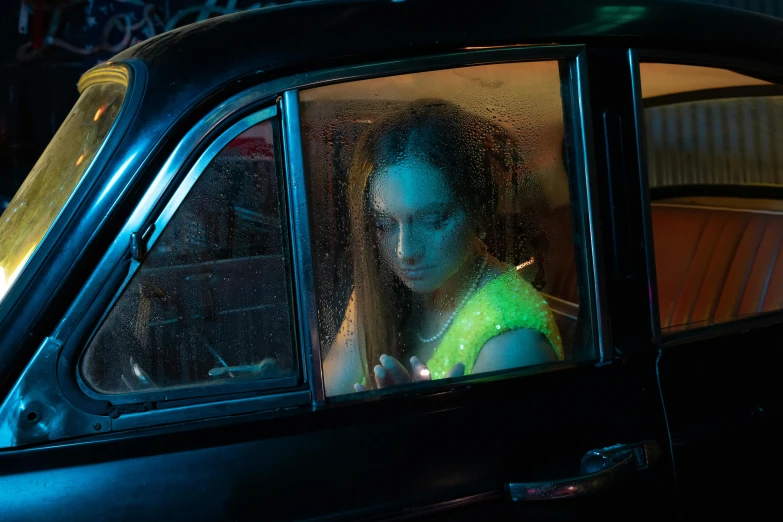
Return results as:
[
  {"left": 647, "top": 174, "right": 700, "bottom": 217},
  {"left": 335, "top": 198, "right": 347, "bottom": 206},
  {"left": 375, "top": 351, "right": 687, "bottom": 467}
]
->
[{"left": 397, "top": 224, "right": 422, "bottom": 264}]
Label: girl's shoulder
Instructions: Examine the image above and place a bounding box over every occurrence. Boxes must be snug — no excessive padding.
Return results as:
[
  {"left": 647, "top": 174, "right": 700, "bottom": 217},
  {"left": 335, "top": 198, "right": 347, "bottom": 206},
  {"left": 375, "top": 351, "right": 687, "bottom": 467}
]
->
[{"left": 476, "top": 261, "right": 536, "bottom": 302}]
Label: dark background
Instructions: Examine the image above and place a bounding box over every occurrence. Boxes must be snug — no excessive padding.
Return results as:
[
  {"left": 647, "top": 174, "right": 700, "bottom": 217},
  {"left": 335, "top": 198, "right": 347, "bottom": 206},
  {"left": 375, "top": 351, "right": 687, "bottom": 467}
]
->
[
  {"left": 0, "top": 0, "right": 781, "bottom": 206},
  {"left": 0, "top": 0, "right": 305, "bottom": 206}
]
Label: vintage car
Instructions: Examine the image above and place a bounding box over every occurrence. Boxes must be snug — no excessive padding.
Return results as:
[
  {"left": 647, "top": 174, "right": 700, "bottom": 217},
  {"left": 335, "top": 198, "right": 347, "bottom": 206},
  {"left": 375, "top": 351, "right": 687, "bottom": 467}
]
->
[{"left": 0, "top": 0, "right": 781, "bottom": 520}]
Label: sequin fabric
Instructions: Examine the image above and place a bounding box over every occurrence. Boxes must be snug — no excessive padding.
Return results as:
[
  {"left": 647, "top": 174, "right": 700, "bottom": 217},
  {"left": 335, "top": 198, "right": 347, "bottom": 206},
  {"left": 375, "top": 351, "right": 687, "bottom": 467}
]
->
[{"left": 426, "top": 267, "right": 564, "bottom": 379}]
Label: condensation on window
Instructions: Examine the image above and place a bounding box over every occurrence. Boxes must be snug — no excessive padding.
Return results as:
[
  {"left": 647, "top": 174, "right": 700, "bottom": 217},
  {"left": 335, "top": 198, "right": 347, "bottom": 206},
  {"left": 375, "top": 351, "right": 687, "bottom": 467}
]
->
[
  {"left": 300, "top": 61, "right": 586, "bottom": 396},
  {"left": 81, "top": 120, "right": 297, "bottom": 394}
]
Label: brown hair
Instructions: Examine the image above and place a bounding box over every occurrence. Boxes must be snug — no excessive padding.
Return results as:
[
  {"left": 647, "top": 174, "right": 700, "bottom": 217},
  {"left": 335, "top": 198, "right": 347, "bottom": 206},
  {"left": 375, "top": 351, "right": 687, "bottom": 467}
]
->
[{"left": 347, "top": 100, "right": 529, "bottom": 386}]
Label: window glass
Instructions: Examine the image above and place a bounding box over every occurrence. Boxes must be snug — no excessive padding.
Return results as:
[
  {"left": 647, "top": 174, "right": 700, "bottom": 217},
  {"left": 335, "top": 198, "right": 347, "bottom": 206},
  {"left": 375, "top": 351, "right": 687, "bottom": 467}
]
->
[
  {"left": 300, "top": 61, "right": 590, "bottom": 397},
  {"left": 640, "top": 63, "right": 783, "bottom": 333},
  {"left": 81, "top": 119, "right": 297, "bottom": 394},
  {"left": 0, "top": 80, "right": 126, "bottom": 304}
]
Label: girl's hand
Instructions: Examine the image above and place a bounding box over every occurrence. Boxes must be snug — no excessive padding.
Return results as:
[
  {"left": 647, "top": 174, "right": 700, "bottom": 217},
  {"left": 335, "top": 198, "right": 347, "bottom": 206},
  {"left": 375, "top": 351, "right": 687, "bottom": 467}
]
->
[
  {"left": 353, "top": 355, "right": 465, "bottom": 392},
  {"left": 411, "top": 356, "right": 466, "bottom": 382}
]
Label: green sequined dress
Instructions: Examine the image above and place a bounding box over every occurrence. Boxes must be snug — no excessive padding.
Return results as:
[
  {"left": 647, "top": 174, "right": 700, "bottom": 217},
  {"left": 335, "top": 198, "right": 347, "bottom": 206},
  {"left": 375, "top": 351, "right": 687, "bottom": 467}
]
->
[{"left": 425, "top": 267, "right": 564, "bottom": 379}]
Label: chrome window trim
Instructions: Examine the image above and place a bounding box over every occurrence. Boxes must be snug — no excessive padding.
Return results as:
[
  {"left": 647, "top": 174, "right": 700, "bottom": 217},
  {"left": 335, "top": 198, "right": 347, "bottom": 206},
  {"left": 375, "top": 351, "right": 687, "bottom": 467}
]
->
[
  {"left": 630, "top": 48, "right": 783, "bottom": 346},
  {"left": 111, "top": 390, "right": 310, "bottom": 432},
  {"left": 280, "top": 91, "right": 325, "bottom": 403},
  {"left": 628, "top": 49, "right": 662, "bottom": 344},
  {"left": 278, "top": 44, "right": 584, "bottom": 94},
  {"left": 572, "top": 49, "right": 609, "bottom": 361},
  {"left": 16, "top": 43, "right": 602, "bottom": 437}
]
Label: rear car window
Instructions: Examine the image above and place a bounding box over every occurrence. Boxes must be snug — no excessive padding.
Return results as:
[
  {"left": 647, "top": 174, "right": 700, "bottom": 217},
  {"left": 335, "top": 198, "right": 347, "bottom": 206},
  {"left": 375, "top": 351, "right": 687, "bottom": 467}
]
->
[
  {"left": 0, "top": 79, "right": 127, "bottom": 303},
  {"left": 640, "top": 62, "right": 783, "bottom": 333}
]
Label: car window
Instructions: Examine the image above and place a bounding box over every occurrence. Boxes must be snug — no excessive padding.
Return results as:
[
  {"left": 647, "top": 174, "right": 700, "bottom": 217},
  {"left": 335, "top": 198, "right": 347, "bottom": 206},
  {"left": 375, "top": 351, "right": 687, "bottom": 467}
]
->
[
  {"left": 299, "top": 60, "right": 592, "bottom": 397},
  {"left": 80, "top": 118, "right": 298, "bottom": 394},
  {"left": 0, "top": 78, "right": 127, "bottom": 304},
  {"left": 640, "top": 62, "right": 783, "bottom": 334}
]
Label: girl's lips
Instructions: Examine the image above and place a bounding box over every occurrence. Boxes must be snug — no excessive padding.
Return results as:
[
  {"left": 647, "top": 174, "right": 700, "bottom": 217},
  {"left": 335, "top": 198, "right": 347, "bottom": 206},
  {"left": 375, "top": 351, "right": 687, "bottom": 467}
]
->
[{"left": 400, "top": 266, "right": 434, "bottom": 279}]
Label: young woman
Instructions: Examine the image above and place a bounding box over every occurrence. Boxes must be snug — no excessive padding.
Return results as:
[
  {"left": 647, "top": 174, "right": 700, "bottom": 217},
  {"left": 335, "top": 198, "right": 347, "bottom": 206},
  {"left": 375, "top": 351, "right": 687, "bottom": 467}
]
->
[{"left": 323, "top": 101, "right": 563, "bottom": 396}]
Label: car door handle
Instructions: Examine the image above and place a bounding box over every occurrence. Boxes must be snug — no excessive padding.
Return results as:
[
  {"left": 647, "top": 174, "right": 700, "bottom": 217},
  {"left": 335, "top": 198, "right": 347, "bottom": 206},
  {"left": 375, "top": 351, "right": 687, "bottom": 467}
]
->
[{"left": 506, "top": 441, "right": 661, "bottom": 501}]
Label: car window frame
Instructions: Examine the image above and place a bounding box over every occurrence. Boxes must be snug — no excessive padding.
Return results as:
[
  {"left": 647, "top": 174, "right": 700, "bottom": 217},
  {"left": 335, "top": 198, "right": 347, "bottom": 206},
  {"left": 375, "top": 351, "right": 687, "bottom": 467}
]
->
[
  {"left": 1, "top": 45, "right": 606, "bottom": 446},
  {"left": 630, "top": 48, "right": 783, "bottom": 347},
  {"left": 281, "top": 45, "right": 608, "bottom": 404}
]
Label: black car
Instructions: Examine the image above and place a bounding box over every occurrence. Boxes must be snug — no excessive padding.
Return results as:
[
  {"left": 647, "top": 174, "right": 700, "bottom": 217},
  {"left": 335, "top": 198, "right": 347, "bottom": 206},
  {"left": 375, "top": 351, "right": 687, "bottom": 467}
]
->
[{"left": 0, "top": 1, "right": 782, "bottom": 520}]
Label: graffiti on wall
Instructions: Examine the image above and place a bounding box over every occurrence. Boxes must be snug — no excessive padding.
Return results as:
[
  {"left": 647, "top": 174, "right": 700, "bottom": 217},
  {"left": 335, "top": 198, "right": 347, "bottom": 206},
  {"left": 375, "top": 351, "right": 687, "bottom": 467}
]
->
[{"left": 15, "top": 0, "right": 291, "bottom": 64}]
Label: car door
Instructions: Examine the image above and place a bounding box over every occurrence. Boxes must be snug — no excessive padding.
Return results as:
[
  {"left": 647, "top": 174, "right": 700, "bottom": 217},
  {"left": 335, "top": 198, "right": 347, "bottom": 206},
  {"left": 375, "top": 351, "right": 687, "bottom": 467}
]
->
[
  {"left": 0, "top": 45, "right": 672, "bottom": 521},
  {"left": 631, "top": 51, "right": 783, "bottom": 518}
]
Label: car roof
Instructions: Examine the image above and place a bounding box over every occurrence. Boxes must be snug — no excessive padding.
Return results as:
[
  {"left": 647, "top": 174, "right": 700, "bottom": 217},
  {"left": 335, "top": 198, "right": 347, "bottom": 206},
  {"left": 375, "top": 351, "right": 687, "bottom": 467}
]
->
[{"left": 110, "top": 0, "right": 783, "bottom": 120}]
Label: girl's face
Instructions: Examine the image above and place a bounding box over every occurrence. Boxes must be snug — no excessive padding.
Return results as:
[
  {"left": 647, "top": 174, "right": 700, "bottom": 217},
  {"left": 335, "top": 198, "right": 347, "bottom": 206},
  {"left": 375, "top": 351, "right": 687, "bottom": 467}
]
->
[{"left": 369, "top": 158, "right": 475, "bottom": 294}]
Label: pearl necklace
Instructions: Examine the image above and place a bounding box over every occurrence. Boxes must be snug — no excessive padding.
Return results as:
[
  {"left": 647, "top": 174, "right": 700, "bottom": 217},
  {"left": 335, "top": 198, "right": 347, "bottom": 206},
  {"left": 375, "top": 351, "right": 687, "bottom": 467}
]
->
[{"left": 417, "top": 255, "right": 488, "bottom": 344}]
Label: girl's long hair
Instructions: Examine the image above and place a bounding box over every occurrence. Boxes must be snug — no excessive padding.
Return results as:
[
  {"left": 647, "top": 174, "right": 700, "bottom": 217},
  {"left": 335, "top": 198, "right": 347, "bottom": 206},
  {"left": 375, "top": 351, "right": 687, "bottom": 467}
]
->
[{"left": 347, "top": 100, "right": 536, "bottom": 386}]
